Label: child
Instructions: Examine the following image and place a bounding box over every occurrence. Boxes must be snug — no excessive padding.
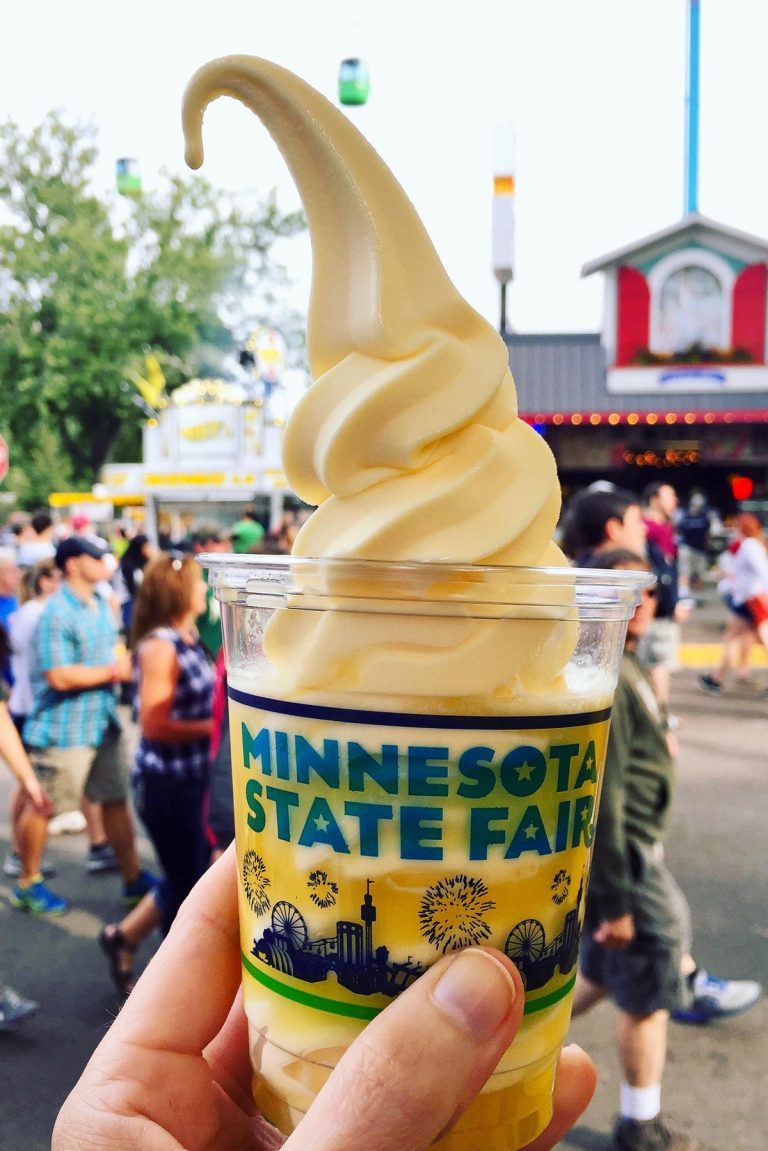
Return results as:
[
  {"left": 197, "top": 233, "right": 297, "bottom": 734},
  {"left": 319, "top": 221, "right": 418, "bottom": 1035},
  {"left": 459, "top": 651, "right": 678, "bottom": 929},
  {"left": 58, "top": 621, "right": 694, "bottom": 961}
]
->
[{"left": 572, "top": 549, "right": 761, "bottom": 1151}]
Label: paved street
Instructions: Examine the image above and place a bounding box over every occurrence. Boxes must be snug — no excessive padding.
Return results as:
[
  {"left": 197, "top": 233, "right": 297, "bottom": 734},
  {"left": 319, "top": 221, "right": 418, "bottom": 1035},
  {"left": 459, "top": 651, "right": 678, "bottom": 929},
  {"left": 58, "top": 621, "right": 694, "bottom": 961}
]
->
[{"left": 0, "top": 588, "right": 766, "bottom": 1151}]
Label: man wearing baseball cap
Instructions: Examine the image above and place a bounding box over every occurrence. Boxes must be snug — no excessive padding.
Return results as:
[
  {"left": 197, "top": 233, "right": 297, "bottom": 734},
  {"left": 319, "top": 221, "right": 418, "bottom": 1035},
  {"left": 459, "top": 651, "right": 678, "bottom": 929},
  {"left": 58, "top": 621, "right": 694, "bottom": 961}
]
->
[{"left": 14, "top": 538, "right": 155, "bottom": 915}]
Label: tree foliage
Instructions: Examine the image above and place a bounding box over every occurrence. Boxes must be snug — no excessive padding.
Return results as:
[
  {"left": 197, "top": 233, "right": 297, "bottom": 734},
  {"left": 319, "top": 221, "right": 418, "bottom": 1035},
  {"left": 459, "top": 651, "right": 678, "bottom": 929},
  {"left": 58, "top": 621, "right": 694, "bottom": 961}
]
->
[{"left": 0, "top": 112, "right": 306, "bottom": 507}]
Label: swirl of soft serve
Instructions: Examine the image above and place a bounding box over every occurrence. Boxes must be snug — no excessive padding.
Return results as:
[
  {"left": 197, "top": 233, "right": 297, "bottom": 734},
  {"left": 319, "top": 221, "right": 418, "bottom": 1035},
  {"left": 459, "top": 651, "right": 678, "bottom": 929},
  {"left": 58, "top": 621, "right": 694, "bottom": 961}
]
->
[{"left": 183, "top": 57, "right": 575, "bottom": 701}]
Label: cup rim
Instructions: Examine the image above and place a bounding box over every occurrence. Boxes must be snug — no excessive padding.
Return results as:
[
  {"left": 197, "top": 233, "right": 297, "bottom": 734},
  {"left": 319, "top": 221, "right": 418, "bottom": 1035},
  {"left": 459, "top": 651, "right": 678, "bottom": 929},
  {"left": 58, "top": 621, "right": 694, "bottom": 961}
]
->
[{"left": 196, "top": 552, "right": 655, "bottom": 589}]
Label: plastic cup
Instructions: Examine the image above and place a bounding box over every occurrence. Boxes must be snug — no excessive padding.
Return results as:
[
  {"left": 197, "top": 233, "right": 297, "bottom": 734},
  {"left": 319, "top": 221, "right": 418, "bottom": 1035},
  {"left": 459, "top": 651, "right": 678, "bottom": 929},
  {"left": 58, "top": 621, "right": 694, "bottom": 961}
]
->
[{"left": 200, "top": 555, "right": 651, "bottom": 1150}]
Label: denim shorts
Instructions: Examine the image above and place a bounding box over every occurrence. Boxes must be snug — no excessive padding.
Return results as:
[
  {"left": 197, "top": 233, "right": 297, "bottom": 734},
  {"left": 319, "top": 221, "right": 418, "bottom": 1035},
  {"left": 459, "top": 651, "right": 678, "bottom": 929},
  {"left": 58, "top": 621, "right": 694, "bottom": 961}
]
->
[{"left": 580, "top": 841, "right": 693, "bottom": 1016}]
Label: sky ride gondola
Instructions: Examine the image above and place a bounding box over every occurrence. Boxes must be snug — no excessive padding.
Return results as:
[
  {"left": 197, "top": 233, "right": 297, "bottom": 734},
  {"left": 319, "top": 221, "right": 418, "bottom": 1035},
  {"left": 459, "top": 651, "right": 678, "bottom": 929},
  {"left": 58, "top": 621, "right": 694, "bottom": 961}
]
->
[{"left": 338, "top": 57, "right": 369, "bottom": 105}]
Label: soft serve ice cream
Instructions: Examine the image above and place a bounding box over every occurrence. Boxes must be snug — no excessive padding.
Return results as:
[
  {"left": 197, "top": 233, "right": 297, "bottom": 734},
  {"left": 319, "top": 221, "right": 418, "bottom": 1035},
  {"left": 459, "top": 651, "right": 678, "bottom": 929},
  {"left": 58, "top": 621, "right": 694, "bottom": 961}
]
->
[{"left": 184, "top": 55, "right": 621, "bottom": 1150}]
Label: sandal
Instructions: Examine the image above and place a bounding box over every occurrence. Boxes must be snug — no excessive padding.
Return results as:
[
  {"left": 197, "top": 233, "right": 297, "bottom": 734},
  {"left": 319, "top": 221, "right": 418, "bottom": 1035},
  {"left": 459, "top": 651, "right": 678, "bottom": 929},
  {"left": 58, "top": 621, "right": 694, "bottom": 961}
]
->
[{"left": 99, "top": 925, "right": 137, "bottom": 997}]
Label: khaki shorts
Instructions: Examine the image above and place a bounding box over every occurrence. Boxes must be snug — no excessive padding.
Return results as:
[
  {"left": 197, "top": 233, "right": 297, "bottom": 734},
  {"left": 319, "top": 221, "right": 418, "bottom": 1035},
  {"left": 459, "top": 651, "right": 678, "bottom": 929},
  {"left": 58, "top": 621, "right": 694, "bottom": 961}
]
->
[
  {"left": 580, "top": 841, "right": 693, "bottom": 1016},
  {"left": 29, "top": 725, "right": 128, "bottom": 815},
  {"left": 637, "top": 617, "right": 681, "bottom": 672}
]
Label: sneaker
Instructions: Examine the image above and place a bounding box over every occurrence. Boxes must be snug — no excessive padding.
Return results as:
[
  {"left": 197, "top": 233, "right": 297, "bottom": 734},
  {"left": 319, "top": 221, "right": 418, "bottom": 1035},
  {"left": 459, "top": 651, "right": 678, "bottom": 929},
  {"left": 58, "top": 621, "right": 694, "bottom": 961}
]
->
[
  {"left": 672, "top": 969, "right": 763, "bottom": 1024},
  {"left": 697, "top": 674, "right": 722, "bottom": 694},
  {"left": 0, "top": 986, "right": 39, "bottom": 1031},
  {"left": 86, "top": 843, "right": 120, "bottom": 874},
  {"left": 3, "top": 851, "right": 56, "bottom": 880},
  {"left": 48, "top": 810, "right": 87, "bottom": 836},
  {"left": 614, "top": 1115, "right": 699, "bottom": 1150},
  {"left": 122, "top": 868, "right": 158, "bottom": 908},
  {"left": 10, "top": 878, "right": 68, "bottom": 916}
]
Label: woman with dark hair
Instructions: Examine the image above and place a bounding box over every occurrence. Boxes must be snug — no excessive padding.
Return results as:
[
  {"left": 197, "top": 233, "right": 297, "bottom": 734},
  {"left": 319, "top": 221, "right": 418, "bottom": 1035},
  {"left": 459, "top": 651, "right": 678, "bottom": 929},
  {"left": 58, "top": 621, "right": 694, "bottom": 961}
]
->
[{"left": 99, "top": 553, "right": 214, "bottom": 995}]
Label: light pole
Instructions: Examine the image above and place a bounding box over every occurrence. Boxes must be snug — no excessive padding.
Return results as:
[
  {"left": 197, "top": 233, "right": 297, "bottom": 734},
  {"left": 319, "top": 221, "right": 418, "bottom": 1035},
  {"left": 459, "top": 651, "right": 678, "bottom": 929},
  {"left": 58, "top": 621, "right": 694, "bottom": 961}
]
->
[{"left": 492, "top": 125, "right": 516, "bottom": 337}]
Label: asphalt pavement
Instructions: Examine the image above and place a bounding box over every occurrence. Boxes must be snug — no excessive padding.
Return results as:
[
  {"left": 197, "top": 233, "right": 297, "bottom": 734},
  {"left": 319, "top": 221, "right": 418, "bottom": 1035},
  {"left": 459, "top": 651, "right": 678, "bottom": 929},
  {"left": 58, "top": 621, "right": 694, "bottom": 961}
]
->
[{"left": 0, "top": 584, "right": 765, "bottom": 1151}]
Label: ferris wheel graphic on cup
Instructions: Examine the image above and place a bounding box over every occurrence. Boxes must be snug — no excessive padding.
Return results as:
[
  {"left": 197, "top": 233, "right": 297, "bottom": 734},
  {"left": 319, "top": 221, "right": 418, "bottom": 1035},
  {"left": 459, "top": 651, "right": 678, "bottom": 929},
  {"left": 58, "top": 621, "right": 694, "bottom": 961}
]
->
[
  {"left": 271, "top": 901, "right": 309, "bottom": 950},
  {"left": 504, "top": 872, "right": 584, "bottom": 991}
]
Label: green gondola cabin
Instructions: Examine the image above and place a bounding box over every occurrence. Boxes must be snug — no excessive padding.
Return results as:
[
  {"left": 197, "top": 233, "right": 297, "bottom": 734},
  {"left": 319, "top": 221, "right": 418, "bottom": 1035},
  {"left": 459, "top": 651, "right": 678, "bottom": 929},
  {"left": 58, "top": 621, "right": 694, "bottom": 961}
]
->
[
  {"left": 116, "top": 157, "right": 142, "bottom": 196},
  {"left": 338, "top": 58, "right": 370, "bottom": 106}
]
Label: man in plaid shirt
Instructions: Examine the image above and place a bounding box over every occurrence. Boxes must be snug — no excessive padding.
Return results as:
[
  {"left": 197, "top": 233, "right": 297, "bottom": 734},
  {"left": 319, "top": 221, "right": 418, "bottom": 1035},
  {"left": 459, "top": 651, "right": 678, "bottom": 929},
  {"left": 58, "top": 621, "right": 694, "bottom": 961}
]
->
[{"left": 13, "top": 537, "right": 155, "bottom": 916}]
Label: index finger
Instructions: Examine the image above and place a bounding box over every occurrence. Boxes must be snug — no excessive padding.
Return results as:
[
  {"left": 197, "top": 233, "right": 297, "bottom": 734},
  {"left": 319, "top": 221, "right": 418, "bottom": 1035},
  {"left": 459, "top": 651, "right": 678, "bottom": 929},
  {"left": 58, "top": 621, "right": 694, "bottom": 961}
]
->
[{"left": 112, "top": 843, "right": 244, "bottom": 1055}]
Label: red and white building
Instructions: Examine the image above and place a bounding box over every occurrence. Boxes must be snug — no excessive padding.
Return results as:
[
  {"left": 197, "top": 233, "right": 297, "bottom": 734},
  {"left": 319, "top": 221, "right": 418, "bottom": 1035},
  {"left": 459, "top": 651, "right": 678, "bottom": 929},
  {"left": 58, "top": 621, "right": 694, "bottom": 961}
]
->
[{"left": 507, "top": 211, "right": 768, "bottom": 511}]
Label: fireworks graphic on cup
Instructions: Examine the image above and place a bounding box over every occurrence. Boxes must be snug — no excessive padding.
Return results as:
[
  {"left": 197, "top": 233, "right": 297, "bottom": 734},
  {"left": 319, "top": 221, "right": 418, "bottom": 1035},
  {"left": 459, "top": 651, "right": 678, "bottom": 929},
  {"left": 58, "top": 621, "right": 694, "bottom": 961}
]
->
[
  {"left": 551, "top": 869, "right": 571, "bottom": 905},
  {"left": 307, "top": 869, "right": 339, "bottom": 909},
  {"left": 242, "top": 850, "right": 272, "bottom": 916},
  {"left": 419, "top": 874, "right": 496, "bottom": 954}
]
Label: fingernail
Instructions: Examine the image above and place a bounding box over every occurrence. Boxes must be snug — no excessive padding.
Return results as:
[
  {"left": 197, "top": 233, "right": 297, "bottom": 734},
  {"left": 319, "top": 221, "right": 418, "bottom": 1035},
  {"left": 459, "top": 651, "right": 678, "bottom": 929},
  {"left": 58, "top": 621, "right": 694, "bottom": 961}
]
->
[{"left": 432, "top": 949, "right": 517, "bottom": 1041}]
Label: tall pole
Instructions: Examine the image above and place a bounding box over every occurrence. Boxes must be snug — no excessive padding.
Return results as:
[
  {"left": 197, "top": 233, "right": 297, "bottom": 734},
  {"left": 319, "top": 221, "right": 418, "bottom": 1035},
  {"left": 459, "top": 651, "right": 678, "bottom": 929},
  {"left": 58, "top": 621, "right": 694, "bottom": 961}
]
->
[
  {"left": 684, "top": 0, "right": 701, "bottom": 215},
  {"left": 492, "top": 124, "right": 516, "bottom": 338}
]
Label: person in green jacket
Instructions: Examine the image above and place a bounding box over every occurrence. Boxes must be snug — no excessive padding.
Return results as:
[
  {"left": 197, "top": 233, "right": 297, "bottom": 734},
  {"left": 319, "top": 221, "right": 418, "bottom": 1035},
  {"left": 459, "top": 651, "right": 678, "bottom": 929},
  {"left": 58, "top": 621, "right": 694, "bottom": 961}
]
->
[{"left": 572, "top": 548, "right": 761, "bottom": 1151}]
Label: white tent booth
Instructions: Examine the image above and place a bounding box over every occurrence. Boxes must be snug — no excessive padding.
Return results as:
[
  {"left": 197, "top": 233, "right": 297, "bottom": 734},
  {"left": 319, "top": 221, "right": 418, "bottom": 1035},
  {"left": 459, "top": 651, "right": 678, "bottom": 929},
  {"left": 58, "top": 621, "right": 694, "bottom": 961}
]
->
[{"left": 100, "top": 372, "right": 309, "bottom": 543}]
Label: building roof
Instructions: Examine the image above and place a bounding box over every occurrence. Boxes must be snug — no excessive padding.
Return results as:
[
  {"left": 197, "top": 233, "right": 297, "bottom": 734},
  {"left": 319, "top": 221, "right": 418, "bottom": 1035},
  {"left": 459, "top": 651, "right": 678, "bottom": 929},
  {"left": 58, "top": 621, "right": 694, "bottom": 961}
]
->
[
  {"left": 506, "top": 331, "right": 767, "bottom": 419},
  {"left": 581, "top": 211, "right": 768, "bottom": 277},
  {"left": 507, "top": 332, "right": 606, "bottom": 413}
]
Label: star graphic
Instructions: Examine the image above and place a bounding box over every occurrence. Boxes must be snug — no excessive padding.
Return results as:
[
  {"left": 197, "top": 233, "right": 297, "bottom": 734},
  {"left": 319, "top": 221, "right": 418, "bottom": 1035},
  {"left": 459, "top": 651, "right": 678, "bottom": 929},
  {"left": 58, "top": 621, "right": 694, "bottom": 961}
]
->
[
  {"left": 314, "top": 814, "right": 330, "bottom": 832},
  {"left": 524, "top": 822, "right": 539, "bottom": 839},
  {"left": 516, "top": 762, "right": 535, "bottom": 781}
]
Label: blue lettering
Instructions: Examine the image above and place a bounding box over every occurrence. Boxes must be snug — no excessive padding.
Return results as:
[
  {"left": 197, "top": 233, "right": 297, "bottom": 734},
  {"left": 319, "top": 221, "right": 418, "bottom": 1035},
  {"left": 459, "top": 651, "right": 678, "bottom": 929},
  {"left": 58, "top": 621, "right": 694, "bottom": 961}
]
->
[
  {"left": 242, "top": 724, "right": 271, "bottom": 774},
  {"left": 504, "top": 805, "right": 552, "bottom": 859},
  {"left": 548, "top": 743, "right": 579, "bottom": 792},
  {"left": 573, "top": 742, "right": 598, "bottom": 789},
  {"left": 400, "top": 806, "right": 444, "bottom": 860},
  {"left": 344, "top": 802, "right": 394, "bottom": 856},
  {"left": 295, "top": 736, "right": 340, "bottom": 790},
  {"left": 457, "top": 746, "right": 496, "bottom": 798},
  {"left": 275, "top": 730, "right": 291, "bottom": 781},
  {"left": 348, "top": 742, "right": 399, "bottom": 794},
  {"left": 265, "top": 785, "right": 299, "bottom": 841},
  {"left": 298, "top": 797, "right": 350, "bottom": 853},
  {"left": 571, "top": 795, "right": 595, "bottom": 847},
  {"left": 408, "top": 746, "right": 449, "bottom": 796},
  {"left": 500, "top": 746, "right": 546, "bottom": 798},
  {"left": 245, "top": 778, "right": 265, "bottom": 832},
  {"left": 554, "top": 799, "right": 570, "bottom": 852},
  {"left": 469, "top": 806, "right": 508, "bottom": 860}
]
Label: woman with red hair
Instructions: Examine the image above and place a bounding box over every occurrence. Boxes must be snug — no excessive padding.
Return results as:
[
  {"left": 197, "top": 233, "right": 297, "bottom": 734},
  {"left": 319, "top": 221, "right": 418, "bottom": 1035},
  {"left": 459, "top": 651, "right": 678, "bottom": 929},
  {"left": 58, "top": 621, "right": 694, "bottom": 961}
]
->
[
  {"left": 699, "top": 516, "right": 768, "bottom": 694},
  {"left": 729, "top": 514, "right": 768, "bottom": 649}
]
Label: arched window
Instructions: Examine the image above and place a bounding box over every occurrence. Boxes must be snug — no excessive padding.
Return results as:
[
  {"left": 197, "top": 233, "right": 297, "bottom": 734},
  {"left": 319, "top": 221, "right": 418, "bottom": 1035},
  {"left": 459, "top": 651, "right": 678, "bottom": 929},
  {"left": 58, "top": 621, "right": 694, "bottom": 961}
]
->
[{"left": 648, "top": 249, "right": 734, "bottom": 355}]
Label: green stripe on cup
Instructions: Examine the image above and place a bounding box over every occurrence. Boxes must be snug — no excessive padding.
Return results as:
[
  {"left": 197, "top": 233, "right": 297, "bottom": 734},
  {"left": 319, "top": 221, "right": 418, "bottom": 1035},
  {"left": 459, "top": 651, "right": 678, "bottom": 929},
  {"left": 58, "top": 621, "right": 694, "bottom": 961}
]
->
[
  {"left": 242, "top": 951, "right": 381, "bottom": 1019},
  {"left": 522, "top": 971, "right": 577, "bottom": 1014},
  {"left": 242, "top": 952, "right": 576, "bottom": 1019}
]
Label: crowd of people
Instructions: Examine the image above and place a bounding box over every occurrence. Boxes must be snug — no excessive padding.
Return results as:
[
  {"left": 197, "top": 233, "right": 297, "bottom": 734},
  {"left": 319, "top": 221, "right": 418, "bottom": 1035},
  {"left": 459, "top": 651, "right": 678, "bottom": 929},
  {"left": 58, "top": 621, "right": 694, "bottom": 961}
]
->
[
  {"left": 0, "top": 491, "right": 765, "bottom": 1151},
  {"left": 0, "top": 506, "right": 285, "bottom": 1028}
]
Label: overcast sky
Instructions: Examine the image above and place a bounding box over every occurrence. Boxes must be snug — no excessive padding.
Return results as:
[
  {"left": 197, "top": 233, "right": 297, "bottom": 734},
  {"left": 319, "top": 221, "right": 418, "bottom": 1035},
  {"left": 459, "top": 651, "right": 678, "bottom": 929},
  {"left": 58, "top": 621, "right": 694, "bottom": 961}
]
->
[{"left": 2, "top": 1, "right": 766, "bottom": 335}]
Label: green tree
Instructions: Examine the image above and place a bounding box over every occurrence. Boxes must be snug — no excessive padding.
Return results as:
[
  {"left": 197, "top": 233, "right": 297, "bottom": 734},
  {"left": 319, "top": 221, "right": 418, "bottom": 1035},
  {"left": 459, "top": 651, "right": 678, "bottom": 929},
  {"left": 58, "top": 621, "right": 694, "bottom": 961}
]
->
[{"left": 0, "top": 112, "right": 305, "bottom": 507}]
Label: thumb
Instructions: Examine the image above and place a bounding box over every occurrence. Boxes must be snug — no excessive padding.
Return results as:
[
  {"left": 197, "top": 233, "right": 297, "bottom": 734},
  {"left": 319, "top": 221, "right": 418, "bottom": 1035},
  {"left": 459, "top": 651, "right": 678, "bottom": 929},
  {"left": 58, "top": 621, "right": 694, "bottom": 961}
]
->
[{"left": 286, "top": 947, "right": 523, "bottom": 1151}]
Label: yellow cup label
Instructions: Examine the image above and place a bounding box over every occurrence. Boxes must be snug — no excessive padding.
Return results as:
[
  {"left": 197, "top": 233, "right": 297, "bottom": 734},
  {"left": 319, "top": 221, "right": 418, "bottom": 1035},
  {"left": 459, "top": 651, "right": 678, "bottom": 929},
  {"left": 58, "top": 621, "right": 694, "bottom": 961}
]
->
[{"left": 229, "top": 687, "right": 611, "bottom": 1020}]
